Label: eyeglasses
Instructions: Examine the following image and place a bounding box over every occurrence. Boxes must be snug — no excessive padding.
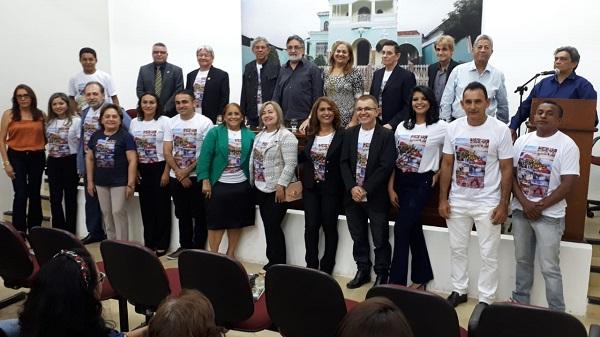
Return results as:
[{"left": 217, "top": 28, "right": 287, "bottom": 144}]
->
[
  {"left": 98, "top": 271, "right": 106, "bottom": 284},
  {"left": 16, "top": 94, "right": 31, "bottom": 99},
  {"left": 286, "top": 45, "right": 303, "bottom": 51},
  {"left": 355, "top": 107, "right": 377, "bottom": 113}
]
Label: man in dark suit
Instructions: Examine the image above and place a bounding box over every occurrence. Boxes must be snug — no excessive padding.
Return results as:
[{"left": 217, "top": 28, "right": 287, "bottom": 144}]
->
[
  {"left": 185, "top": 45, "right": 229, "bottom": 123},
  {"left": 136, "top": 42, "right": 184, "bottom": 117},
  {"left": 340, "top": 95, "right": 395, "bottom": 289},
  {"left": 369, "top": 40, "right": 416, "bottom": 130},
  {"left": 427, "top": 35, "right": 460, "bottom": 106},
  {"left": 241, "top": 37, "right": 280, "bottom": 127}
]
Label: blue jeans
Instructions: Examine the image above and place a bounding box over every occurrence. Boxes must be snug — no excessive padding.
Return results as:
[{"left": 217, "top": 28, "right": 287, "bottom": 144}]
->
[{"left": 512, "top": 209, "right": 565, "bottom": 311}]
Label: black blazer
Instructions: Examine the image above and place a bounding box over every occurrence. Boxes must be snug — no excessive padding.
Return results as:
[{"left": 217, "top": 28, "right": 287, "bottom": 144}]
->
[
  {"left": 427, "top": 59, "right": 459, "bottom": 95},
  {"left": 240, "top": 57, "right": 280, "bottom": 125},
  {"left": 136, "top": 62, "right": 184, "bottom": 117},
  {"left": 340, "top": 124, "right": 395, "bottom": 211},
  {"left": 185, "top": 66, "right": 230, "bottom": 123},
  {"left": 299, "top": 129, "right": 344, "bottom": 193},
  {"left": 369, "top": 65, "right": 416, "bottom": 129}
]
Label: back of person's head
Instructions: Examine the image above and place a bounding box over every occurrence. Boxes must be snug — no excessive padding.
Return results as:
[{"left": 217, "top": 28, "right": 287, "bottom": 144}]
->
[
  {"left": 335, "top": 297, "right": 414, "bottom": 337},
  {"left": 149, "top": 289, "right": 224, "bottom": 337},
  {"left": 19, "top": 249, "right": 108, "bottom": 337}
]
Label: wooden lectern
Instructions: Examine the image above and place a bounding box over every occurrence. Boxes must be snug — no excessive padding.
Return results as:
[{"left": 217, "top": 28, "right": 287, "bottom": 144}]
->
[{"left": 528, "top": 98, "right": 598, "bottom": 242}]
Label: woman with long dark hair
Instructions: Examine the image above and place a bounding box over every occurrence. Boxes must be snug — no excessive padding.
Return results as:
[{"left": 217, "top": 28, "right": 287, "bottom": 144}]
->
[
  {"left": 300, "top": 97, "right": 344, "bottom": 274},
  {"left": 388, "top": 85, "right": 447, "bottom": 288},
  {"left": 0, "top": 84, "right": 46, "bottom": 233},
  {"left": 46, "top": 92, "right": 81, "bottom": 234},
  {"left": 130, "top": 92, "right": 172, "bottom": 256}
]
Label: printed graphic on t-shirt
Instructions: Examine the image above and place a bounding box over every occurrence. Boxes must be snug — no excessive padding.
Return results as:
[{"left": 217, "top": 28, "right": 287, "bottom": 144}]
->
[
  {"left": 355, "top": 142, "right": 370, "bottom": 186},
  {"left": 517, "top": 145, "right": 557, "bottom": 198},
  {"left": 454, "top": 137, "right": 489, "bottom": 189},
  {"left": 311, "top": 143, "right": 329, "bottom": 181},
  {"left": 172, "top": 128, "right": 198, "bottom": 169},
  {"left": 83, "top": 116, "right": 99, "bottom": 151},
  {"left": 134, "top": 130, "right": 159, "bottom": 164},
  {"left": 224, "top": 138, "right": 242, "bottom": 174},
  {"left": 253, "top": 141, "right": 268, "bottom": 182},
  {"left": 194, "top": 76, "right": 207, "bottom": 109},
  {"left": 48, "top": 126, "right": 70, "bottom": 157},
  {"left": 95, "top": 138, "right": 116, "bottom": 168},
  {"left": 396, "top": 135, "right": 427, "bottom": 172}
]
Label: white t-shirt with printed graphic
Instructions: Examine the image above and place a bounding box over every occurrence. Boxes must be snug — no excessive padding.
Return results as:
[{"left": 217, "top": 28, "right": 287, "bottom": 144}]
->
[
  {"left": 443, "top": 116, "right": 513, "bottom": 207},
  {"left": 252, "top": 130, "right": 277, "bottom": 192},
  {"left": 356, "top": 127, "right": 374, "bottom": 187},
  {"left": 219, "top": 129, "right": 247, "bottom": 184},
  {"left": 68, "top": 70, "right": 117, "bottom": 110},
  {"left": 46, "top": 117, "right": 81, "bottom": 157},
  {"left": 511, "top": 131, "right": 579, "bottom": 218},
  {"left": 130, "top": 116, "right": 171, "bottom": 163},
  {"left": 395, "top": 120, "right": 447, "bottom": 173},
  {"left": 194, "top": 70, "right": 209, "bottom": 114},
  {"left": 311, "top": 132, "right": 334, "bottom": 181},
  {"left": 83, "top": 107, "right": 102, "bottom": 152},
  {"left": 164, "top": 113, "right": 213, "bottom": 178}
]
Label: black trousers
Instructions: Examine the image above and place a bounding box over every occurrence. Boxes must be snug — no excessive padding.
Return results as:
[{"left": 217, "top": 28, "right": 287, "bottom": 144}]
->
[
  {"left": 389, "top": 171, "right": 435, "bottom": 285},
  {"left": 138, "top": 161, "right": 172, "bottom": 250},
  {"left": 303, "top": 182, "right": 340, "bottom": 274},
  {"left": 46, "top": 155, "right": 79, "bottom": 234},
  {"left": 345, "top": 199, "right": 391, "bottom": 276},
  {"left": 7, "top": 148, "right": 45, "bottom": 233},
  {"left": 255, "top": 188, "right": 288, "bottom": 268},
  {"left": 169, "top": 177, "right": 206, "bottom": 249}
]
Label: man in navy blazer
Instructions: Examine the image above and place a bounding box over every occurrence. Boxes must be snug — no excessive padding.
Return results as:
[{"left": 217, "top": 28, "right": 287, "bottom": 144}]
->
[
  {"left": 340, "top": 95, "right": 395, "bottom": 289},
  {"left": 185, "top": 45, "right": 230, "bottom": 123},
  {"left": 136, "top": 42, "right": 184, "bottom": 117},
  {"left": 369, "top": 40, "right": 416, "bottom": 130},
  {"left": 241, "top": 37, "right": 280, "bottom": 127},
  {"left": 427, "top": 35, "right": 460, "bottom": 106}
]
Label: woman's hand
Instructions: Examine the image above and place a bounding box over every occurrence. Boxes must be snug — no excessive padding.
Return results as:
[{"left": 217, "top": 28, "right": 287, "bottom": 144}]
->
[
  {"left": 298, "top": 119, "right": 310, "bottom": 134},
  {"left": 160, "top": 171, "right": 170, "bottom": 187},
  {"left": 3, "top": 163, "right": 15, "bottom": 180},
  {"left": 87, "top": 181, "right": 95, "bottom": 197},
  {"left": 275, "top": 185, "right": 286, "bottom": 203},
  {"left": 389, "top": 189, "right": 399, "bottom": 208},
  {"left": 125, "top": 185, "right": 134, "bottom": 199},
  {"left": 202, "top": 180, "right": 211, "bottom": 199},
  {"left": 431, "top": 172, "right": 440, "bottom": 187}
]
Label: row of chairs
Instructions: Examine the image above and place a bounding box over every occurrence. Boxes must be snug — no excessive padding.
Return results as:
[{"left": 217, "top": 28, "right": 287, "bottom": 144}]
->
[{"left": 0, "top": 222, "right": 599, "bottom": 337}]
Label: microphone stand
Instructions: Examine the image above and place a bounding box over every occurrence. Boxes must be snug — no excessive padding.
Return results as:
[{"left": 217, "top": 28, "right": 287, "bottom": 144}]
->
[{"left": 514, "top": 73, "right": 541, "bottom": 136}]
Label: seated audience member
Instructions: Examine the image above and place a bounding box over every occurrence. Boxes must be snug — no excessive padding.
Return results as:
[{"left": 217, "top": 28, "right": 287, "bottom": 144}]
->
[
  {"left": 508, "top": 46, "right": 598, "bottom": 140},
  {"left": 388, "top": 86, "right": 446, "bottom": 288},
  {"left": 249, "top": 101, "right": 298, "bottom": 270},
  {"left": 0, "top": 249, "right": 145, "bottom": 337},
  {"left": 511, "top": 101, "right": 579, "bottom": 312},
  {"left": 68, "top": 47, "right": 119, "bottom": 110},
  {"left": 300, "top": 97, "right": 344, "bottom": 274},
  {"left": 341, "top": 95, "right": 395, "bottom": 289},
  {"left": 86, "top": 104, "right": 137, "bottom": 241},
  {"left": 148, "top": 289, "right": 225, "bottom": 337},
  {"left": 197, "top": 103, "right": 256, "bottom": 258},
  {"left": 427, "top": 35, "right": 460, "bottom": 105},
  {"left": 185, "top": 45, "right": 230, "bottom": 123},
  {"left": 46, "top": 92, "right": 81, "bottom": 234},
  {"left": 335, "top": 297, "right": 414, "bottom": 337}
]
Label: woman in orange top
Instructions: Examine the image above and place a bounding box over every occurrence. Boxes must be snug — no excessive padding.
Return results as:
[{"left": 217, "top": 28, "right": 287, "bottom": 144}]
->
[{"left": 0, "top": 84, "right": 46, "bottom": 233}]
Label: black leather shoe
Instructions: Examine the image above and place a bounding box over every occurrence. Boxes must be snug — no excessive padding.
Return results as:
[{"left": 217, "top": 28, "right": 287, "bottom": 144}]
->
[
  {"left": 447, "top": 291, "right": 468, "bottom": 307},
  {"left": 81, "top": 234, "right": 105, "bottom": 245},
  {"left": 347, "top": 270, "right": 371, "bottom": 289},
  {"left": 373, "top": 274, "right": 388, "bottom": 287}
]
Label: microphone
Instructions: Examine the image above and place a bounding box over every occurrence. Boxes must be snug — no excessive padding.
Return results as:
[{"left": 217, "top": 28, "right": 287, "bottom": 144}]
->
[{"left": 538, "top": 69, "right": 559, "bottom": 76}]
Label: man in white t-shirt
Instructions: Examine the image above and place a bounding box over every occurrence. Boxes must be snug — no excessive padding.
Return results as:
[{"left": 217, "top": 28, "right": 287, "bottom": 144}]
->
[
  {"left": 68, "top": 47, "right": 119, "bottom": 111},
  {"left": 439, "top": 81, "right": 513, "bottom": 306},
  {"left": 163, "top": 90, "right": 213, "bottom": 260},
  {"left": 511, "top": 101, "right": 579, "bottom": 312}
]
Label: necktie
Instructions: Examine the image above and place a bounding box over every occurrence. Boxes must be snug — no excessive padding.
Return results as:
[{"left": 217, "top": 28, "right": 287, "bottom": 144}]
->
[{"left": 155, "top": 67, "right": 162, "bottom": 97}]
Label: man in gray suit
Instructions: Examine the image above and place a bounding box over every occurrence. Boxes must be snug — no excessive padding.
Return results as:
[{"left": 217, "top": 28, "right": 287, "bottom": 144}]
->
[{"left": 136, "top": 42, "right": 184, "bottom": 117}]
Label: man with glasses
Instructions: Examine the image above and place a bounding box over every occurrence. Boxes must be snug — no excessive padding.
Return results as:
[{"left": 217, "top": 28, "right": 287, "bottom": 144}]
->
[
  {"left": 273, "top": 35, "right": 323, "bottom": 124},
  {"left": 136, "top": 42, "right": 184, "bottom": 117}
]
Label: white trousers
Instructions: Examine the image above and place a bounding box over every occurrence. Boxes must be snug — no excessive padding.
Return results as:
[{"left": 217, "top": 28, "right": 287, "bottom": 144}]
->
[
  {"left": 96, "top": 186, "right": 129, "bottom": 241},
  {"left": 446, "top": 202, "right": 501, "bottom": 304}
]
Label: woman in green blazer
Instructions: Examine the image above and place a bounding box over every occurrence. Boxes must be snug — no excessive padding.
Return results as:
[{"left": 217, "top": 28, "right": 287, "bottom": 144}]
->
[{"left": 197, "top": 103, "right": 255, "bottom": 258}]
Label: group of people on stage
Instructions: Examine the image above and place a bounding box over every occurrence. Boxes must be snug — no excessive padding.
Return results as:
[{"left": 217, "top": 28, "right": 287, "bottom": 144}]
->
[{"left": 0, "top": 32, "right": 597, "bottom": 313}]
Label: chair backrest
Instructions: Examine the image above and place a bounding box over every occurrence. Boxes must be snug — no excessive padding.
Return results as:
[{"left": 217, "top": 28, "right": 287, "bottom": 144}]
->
[
  {"left": 100, "top": 240, "right": 171, "bottom": 312},
  {"left": 29, "top": 227, "right": 86, "bottom": 266},
  {"left": 0, "top": 222, "right": 35, "bottom": 288},
  {"left": 366, "top": 285, "right": 462, "bottom": 337},
  {"left": 265, "top": 264, "right": 348, "bottom": 337},
  {"left": 468, "top": 302, "right": 587, "bottom": 337},
  {"left": 178, "top": 250, "right": 254, "bottom": 326}
]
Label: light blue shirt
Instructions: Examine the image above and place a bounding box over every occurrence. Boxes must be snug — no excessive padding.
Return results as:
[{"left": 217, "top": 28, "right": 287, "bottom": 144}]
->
[{"left": 440, "top": 61, "right": 509, "bottom": 123}]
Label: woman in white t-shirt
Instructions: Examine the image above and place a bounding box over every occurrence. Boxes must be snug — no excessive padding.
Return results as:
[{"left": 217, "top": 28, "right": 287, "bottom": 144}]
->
[
  {"left": 130, "top": 93, "right": 172, "bottom": 256},
  {"left": 388, "top": 86, "right": 447, "bottom": 288},
  {"left": 249, "top": 101, "right": 298, "bottom": 270},
  {"left": 46, "top": 93, "right": 81, "bottom": 234}
]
